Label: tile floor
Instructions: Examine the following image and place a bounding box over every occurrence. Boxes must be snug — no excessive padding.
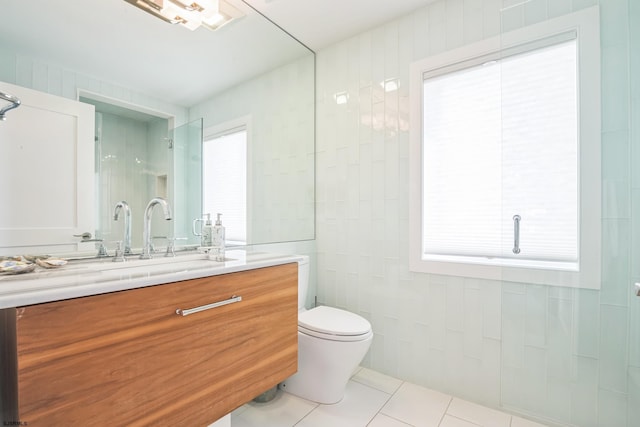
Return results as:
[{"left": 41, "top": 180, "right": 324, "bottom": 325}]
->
[{"left": 231, "top": 368, "right": 551, "bottom": 427}]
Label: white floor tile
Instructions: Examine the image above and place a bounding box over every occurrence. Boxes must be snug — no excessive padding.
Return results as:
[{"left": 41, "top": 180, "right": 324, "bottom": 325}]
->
[
  {"left": 439, "top": 414, "right": 481, "bottom": 427},
  {"left": 296, "top": 380, "right": 391, "bottom": 427},
  {"left": 511, "top": 416, "right": 550, "bottom": 427},
  {"left": 367, "top": 413, "right": 413, "bottom": 427},
  {"left": 446, "top": 398, "right": 511, "bottom": 427},
  {"left": 352, "top": 367, "right": 404, "bottom": 394},
  {"left": 381, "top": 382, "right": 452, "bottom": 427},
  {"left": 231, "top": 390, "right": 317, "bottom": 427},
  {"left": 229, "top": 369, "right": 558, "bottom": 427}
]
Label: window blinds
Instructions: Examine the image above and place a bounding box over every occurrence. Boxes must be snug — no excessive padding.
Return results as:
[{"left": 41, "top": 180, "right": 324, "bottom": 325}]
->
[
  {"left": 422, "top": 39, "right": 578, "bottom": 264},
  {"left": 202, "top": 129, "right": 247, "bottom": 244}
]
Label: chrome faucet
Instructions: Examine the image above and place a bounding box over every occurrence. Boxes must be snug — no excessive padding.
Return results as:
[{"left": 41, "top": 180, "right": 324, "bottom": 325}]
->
[
  {"left": 140, "top": 197, "right": 172, "bottom": 259},
  {"left": 113, "top": 201, "right": 132, "bottom": 255}
]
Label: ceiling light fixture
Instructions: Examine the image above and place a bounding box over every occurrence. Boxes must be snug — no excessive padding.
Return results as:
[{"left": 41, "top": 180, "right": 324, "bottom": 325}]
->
[{"left": 124, "top": 0, "right": 244, "bottom": 31}]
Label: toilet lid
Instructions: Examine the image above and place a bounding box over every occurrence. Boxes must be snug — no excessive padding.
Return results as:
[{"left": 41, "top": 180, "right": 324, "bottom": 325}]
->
[{"left": 298, "top": 306, "right": 371, "bottom": 336}]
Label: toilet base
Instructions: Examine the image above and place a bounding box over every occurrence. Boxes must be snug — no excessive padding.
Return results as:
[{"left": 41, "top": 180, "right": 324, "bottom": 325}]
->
[{"left": 279, "top": 330, "right": 372, "bottom": 404}]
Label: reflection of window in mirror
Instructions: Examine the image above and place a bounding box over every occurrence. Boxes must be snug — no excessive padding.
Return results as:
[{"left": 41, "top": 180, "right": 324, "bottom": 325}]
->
[{"left": 202, "top": 126, "right": 247, "bottom": 245}]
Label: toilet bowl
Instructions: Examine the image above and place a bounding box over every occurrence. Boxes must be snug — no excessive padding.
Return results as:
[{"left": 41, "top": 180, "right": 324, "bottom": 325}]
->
[{"left": 279, "top": 256, "right": 373, "bottom": 404}]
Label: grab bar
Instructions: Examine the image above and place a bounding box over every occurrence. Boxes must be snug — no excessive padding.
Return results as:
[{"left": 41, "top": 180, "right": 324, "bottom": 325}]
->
[
  {"left": 176, "top": 295, "right": 242, "bottom": 316},
  {"left": 0, "top": 91, "right": 21, "bottom": 121},
  {"left": 512, "top": 215, "right": 521, "bottom": 254}
]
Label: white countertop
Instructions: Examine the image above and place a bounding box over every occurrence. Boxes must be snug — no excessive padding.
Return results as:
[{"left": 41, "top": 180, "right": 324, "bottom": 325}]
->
[{"left": 0, "top": 250, "right": 303, "bottom": 309}]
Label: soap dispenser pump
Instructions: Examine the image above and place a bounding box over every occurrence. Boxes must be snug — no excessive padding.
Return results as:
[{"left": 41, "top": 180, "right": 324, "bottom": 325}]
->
[{"left": 212, "top": 213, "right": 225, "bottom": 261}]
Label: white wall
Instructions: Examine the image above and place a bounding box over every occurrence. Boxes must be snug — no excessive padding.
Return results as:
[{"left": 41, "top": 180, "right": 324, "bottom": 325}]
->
[{"left": 315, "top": 1, "right": 638, "bottom": 426}]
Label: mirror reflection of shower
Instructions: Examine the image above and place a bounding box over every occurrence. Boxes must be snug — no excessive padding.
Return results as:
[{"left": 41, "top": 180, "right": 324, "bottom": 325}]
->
[{"left": 0, "top": 91, "right": 21, "bottom": 121}]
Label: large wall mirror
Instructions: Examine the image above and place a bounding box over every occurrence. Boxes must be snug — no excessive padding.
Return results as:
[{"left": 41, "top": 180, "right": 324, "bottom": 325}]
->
[{"left": 0, "top": 0, "right": 315, "bottom": 257}]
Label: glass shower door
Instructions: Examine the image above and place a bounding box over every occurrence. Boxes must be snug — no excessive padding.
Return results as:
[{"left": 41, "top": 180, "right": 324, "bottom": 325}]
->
[
  {"left": 498, "top": 2, "right": 639, "bottom": 426},
  {"left": 170, "top": 118, "right": 203, "bottom": 247}
]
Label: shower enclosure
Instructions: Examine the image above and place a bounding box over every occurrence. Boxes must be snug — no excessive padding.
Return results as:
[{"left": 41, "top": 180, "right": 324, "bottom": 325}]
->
[
  {"left": 88, "top": 98, "right": 202, "bottom": 253},
  {"left": 496, "top": 2, "right": 640, "bottom": 426}
]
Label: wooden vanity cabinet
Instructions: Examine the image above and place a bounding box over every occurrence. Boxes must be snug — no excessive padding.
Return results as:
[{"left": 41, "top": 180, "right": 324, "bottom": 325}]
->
[{"left": 6, "top": 263, "right": 298, "bottom": 426}]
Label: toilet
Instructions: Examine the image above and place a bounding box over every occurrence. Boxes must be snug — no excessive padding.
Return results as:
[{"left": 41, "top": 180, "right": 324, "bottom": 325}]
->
[{"left": 279, "top": 256, "right": 373, "bottom": 404}]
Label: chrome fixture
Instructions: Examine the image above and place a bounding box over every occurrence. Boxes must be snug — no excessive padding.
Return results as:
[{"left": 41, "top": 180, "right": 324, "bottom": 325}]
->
[
  {"left": 74, "top": 232, "right": 108, "bottom": 257},
  {"left": 140, "top": 197, "right": 172, "bottom": 259},
  {"left": 123, "top": 0, "right": 244, "bottom": 31},
  {"left": 176, "top": 295, "right": 242, "bottom": 316},
  {"left": 512, "top": 214, "right": 521, "bottom": 255},
  {"left": 0, "top": 91, "right": 21, "bottom": 121},
  {"left": 113, "top": 241, "right": 126, "bottom": 262},
  {"left": 113, "top": 201, "right": 133, "bottom": 255}
]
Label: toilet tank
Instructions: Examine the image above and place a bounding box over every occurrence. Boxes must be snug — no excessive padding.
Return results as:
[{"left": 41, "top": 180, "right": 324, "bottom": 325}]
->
[{"left": 297, "top": 256, "right": 310, "bottom": 310}]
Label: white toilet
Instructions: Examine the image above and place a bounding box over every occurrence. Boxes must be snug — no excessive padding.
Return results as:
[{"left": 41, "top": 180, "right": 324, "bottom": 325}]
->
[{"left": 279, "top": 256, "right": 373, "bottom": 404}]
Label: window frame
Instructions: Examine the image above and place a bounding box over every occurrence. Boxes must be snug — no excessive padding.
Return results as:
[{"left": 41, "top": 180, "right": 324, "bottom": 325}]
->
[{"left": 409, "top": 6, "right": 601, "bottom": 289}]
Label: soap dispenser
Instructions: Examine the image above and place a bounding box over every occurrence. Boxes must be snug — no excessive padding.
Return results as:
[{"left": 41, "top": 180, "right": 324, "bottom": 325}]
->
[
  {"left": 212, "top": 213, "right": 225, "bottom": 261},
  {"left": 201, "top": 213, "right": 213, "bottom": 247},
  {"left": 193, "top": 213, "right": 213, "bottom": 248}
]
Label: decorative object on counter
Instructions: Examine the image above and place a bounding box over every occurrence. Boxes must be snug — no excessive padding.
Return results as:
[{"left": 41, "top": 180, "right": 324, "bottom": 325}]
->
[
  {"left": 0, "top": 256, "right": 67, "bottom": 275},
  {"left": 22, "top": 255, "right": 50, "bottom": 262},
  {"left": 0, "top": 260, "right": 36, "bottom": 274},
  {"left": 212, "top": 213, "right": 225, "bottom": 262},
  {"left": 35, "top": 258, "right": 68, "bottom": 269}
]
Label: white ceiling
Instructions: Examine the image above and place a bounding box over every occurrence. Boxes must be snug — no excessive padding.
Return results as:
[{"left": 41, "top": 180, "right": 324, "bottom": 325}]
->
[
  {"left": 0, "top": 0, "right": 434, "bottom": 107},
  {"left": 243, "top": 0, "right": 436, "bottom": 50}
]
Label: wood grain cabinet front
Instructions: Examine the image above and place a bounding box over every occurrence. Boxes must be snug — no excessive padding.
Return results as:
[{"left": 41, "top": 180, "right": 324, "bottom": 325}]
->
[{"left": 4, "top": 262, "right": 298, "bottom": 426}]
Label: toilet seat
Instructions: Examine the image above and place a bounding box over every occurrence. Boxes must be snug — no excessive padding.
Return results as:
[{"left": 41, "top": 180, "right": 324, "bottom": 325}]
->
[{"left": 298, "top": 306, "right": 372, "bottom": 342}]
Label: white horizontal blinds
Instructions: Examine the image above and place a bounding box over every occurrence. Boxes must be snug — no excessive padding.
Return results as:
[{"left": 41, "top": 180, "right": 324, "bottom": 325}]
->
[
  {"left": 422, "top": 37, "right": 578, "bottom": 263},
  {"left": 500, "top": 40, "right": 578, "bottom": 262},
  {"left": 423, "top": 63, "right": 503, "bottom": 257},
  {"left": 202, "top": 129, "right": 247, "bottom": 244}
]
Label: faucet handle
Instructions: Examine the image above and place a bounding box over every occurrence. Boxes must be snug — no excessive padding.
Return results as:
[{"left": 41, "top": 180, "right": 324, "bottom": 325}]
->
[
  {"left": 112, "top": 241, "right": 126, "bottom": 262},
  {"left": 165, "top": 238, "right": 176, "bottom": 257},
  {"left": 96, "top": 241, "right": 108, "bottom": 257}
]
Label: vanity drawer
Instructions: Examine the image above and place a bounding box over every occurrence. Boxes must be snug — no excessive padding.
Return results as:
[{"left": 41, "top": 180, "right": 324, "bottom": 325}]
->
[{"left": 14, "top": 262, "right": 298, "bottom": 426}]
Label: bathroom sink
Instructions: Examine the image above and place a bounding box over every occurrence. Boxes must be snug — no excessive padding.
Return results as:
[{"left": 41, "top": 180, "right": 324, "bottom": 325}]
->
[{"left": 97, "top": 258, "right": 229, "bottom": 278}]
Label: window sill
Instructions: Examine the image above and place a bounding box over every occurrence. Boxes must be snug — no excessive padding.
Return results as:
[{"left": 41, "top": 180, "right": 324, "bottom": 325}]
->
[{"left": 410, "top": 254, "right": 598, "bottom": 290}]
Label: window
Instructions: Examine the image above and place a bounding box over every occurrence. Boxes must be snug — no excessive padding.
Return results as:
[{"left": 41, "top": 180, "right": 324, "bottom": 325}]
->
[
  {"left": 202, "top": 123, "right": 248, "bottom": 245},
  {"left": 409, "top": 7, "right": 601, "bottom": 289}
]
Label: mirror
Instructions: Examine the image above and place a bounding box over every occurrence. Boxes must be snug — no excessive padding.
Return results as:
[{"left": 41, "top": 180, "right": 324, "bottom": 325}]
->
[{"left": 0, "top": 0, "right": 315, "bottom": 256}]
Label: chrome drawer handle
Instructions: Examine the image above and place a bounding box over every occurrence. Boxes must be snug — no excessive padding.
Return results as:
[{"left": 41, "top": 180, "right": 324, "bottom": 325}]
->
[{"left": 176, "top": 295, "right": 242, "bottom": 316}]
